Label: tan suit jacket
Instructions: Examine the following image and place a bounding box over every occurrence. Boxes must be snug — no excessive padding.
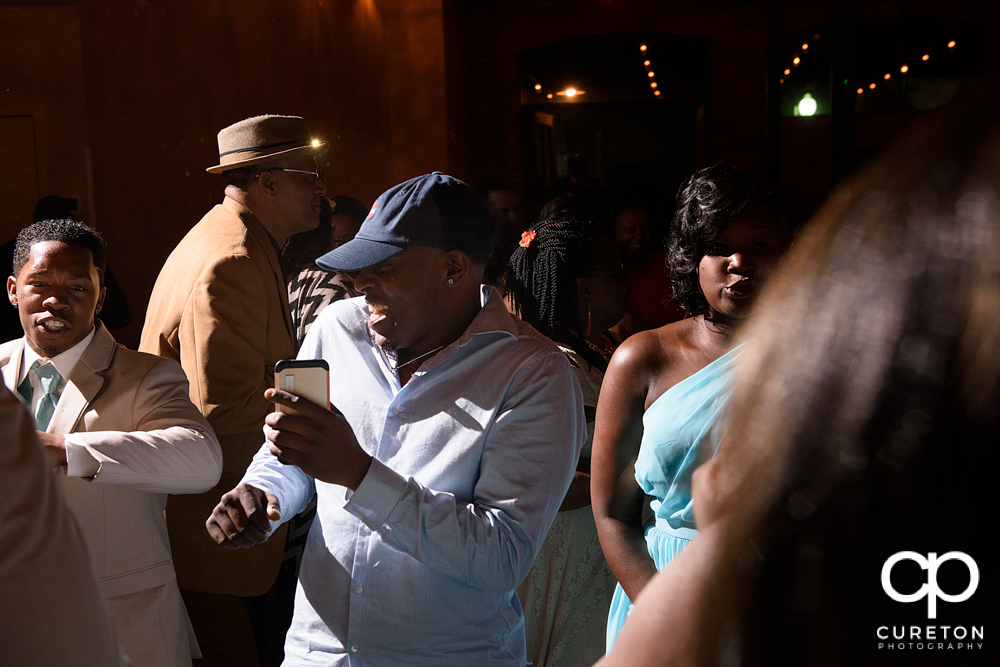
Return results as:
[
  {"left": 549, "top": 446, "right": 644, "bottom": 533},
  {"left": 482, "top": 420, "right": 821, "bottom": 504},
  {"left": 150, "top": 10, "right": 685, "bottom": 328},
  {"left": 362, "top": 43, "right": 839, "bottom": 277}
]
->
[
  {"left": 140, "top": 196, "right": 294, "bottom": 596},
  {"left": 0, "top": 385, "right": 126, "bottom": 667},
  {"left": 0, "top": 321, "right": 222, "bottom": 663}
]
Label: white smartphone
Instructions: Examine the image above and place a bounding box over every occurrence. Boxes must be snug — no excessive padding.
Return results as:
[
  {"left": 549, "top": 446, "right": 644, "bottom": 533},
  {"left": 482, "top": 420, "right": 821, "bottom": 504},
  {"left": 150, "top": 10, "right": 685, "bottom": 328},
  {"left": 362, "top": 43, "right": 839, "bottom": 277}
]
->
[{"left": 274, "top": 359, "right": 330, "bottom": 412}]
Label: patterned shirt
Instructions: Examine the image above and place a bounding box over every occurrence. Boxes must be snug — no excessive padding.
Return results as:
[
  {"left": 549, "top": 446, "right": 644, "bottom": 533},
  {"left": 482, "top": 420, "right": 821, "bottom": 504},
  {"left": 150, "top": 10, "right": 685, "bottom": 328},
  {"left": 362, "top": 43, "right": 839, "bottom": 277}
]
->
[{"left": 287, "top": 266, "right": 360, "bottom": 347}]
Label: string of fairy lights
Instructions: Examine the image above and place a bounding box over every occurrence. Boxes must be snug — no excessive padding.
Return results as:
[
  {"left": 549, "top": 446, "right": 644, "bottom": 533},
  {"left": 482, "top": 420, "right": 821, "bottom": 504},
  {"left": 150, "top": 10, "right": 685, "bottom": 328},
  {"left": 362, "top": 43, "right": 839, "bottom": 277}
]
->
[
  {"left": 640, "top": 42, "right": 662, "bottom": 98},
  {"left": 856, "top": 39, "right": 958, "bottom": 95},
  {"left": 530, "top": 36, "right": 961, "bottom": 104},
  {"left": 779, "top": 35, "right": 961, "bottom": 99},
  {"left": 527, "top": 41, "right": 662, "bottom": 101}
]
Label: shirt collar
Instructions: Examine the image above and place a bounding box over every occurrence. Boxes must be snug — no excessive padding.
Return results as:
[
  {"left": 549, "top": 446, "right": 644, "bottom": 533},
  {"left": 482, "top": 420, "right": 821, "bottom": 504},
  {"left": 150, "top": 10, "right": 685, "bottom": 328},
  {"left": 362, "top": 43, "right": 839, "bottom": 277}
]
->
[
  {"left": 462, "top": 285, "right": 520, "bottom": 341},
  {"left": 407, "top": 286, "right": 519, "bottom": 377},
  {"left": 18, "top": 326, "right": 96, "bottom": 386}
]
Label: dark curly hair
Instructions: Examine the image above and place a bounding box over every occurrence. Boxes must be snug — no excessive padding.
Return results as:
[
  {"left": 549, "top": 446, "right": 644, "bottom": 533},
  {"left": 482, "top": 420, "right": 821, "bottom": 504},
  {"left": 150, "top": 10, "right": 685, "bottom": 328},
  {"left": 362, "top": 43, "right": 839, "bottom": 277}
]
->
[
  {"left": 667, "top": 164, "right": 770, "bottom": 315},
  {"left": 12, "top": 219, "right": 106, "bottom": 286}
]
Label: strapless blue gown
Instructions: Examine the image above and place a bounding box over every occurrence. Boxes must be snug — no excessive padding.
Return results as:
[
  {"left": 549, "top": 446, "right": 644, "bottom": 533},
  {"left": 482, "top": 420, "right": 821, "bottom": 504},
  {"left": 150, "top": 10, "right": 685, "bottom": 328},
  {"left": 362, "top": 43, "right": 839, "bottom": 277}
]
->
[{"left": 605, "top": 344, "right": 745, "bottom": 652}]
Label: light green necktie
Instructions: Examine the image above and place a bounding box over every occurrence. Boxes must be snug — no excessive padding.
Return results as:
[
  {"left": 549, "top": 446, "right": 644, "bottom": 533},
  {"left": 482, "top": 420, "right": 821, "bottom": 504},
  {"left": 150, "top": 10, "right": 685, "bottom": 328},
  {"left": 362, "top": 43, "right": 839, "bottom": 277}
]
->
[{"left": 31, "top": 361, "right": 61, "bottom": 431}]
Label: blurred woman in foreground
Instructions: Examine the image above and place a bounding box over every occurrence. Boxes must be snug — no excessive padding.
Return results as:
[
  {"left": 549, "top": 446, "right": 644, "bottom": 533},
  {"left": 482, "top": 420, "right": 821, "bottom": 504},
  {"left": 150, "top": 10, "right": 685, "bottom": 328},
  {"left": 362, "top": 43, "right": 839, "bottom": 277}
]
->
[
  {"left": 592, "top": 165, "right": 788, "bottom": 651},
  {"left": 598, "top": 84, "right": 999, "bottom": 667}
]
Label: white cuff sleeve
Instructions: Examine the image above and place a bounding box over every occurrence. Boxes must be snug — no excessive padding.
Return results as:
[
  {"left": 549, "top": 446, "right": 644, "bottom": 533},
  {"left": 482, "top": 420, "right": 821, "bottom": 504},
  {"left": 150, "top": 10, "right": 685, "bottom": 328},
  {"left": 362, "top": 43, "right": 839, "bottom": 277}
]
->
[
  {"left": 64, "top": 436, "right": 101, "bottom": 478},
  {"left": 344, "top": 458, "right": 408, "bottom": 530}
]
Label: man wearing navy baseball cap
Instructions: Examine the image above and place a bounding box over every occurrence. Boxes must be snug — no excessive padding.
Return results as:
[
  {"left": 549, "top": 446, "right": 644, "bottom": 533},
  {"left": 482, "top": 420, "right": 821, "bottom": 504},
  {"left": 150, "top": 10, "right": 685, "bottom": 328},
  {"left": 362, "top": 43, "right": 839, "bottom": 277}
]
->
[{"left": 207, "top": 172, "right": 585, "bottom": 666}]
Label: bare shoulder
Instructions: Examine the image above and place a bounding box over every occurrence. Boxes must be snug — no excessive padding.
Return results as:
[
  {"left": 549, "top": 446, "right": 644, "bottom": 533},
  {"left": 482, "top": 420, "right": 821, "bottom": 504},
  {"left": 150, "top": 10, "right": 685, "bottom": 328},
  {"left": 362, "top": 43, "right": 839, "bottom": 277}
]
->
[
  {"left": 612, "top": 318, "right": 710, "bottom": 408},
  {"left": 607, "top": 328, "right": 665, "bottom": 379},
  {"left": 610, "top": 319, "right": 695, "bottom": 374}
]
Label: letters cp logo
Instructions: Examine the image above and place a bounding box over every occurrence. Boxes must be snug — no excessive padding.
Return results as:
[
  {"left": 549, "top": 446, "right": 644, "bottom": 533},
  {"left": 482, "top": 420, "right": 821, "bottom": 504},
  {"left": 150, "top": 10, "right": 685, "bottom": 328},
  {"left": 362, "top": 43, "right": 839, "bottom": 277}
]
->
[{"left": 881, "top": 552, "right": 979, "bottom": 619}]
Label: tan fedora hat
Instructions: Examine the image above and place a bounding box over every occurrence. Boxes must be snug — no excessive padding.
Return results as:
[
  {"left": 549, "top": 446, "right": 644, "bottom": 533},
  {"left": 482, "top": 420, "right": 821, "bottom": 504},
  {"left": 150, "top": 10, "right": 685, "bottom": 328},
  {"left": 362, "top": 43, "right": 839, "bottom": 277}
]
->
[{"left": 206, "top": 114, "right": 328, "bottom": 174}]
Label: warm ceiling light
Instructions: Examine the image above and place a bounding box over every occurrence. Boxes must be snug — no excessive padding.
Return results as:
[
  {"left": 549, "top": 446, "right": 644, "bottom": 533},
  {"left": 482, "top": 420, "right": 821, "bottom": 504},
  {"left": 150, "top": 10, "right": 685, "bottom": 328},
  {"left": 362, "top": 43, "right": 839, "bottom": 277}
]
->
[
  {"left": 647, "top": 71, "right": 655, "bottom": 77},
  {"left": 555, "top": 88, "right": 586, "bottom": 97},
  {"left": 311, "top": 139, "right": 320, "bottom": 147},
  {"left": 534, "top": 83, "right": 542, "bottom": 91},
  {"left": 654, "top": 90, "right": 661, "bottom": 96},
  {"left": 900, "top": 65, "right": 909, "bottom": 73},
  {"left": 639, "top": 43, "right": 647, "bottom": 52},
  {"left": 784, "top": 68, "right": 791, "bottom": 75},
  {"left": 779, "top": 78, "right": 784, "bottom": 84},
  {"left": 650, "top": 82, "right": 657, "bottom": 88},
  {"left": 546, "top": 93, "right": 553, "bottom": 99},
  {"left": 948, "top": 40, "right": 956, "bottom": 48},
  {"left": 565, "top": 88, "right": 577, "bottom": 96},
  {"left": 884, "top": 73, "right": 891, "bottom": 80},
  {"left": 793, "top": 56, "right": 801, "bottom": 65},
  {"left": 802, "top": 43, "right": 809, "bottom": 50},
  {"left": 643, "top": 60, "right": 650, "bottom": 66},
  {"left": 922, "top": 54, "right": 930, "bottom": 61},
  {"left": 857, "top": 88, "right": 864, "bottom": 94},
  {"left": 869, "top": 83, "right": 876, "bottom": 89}
]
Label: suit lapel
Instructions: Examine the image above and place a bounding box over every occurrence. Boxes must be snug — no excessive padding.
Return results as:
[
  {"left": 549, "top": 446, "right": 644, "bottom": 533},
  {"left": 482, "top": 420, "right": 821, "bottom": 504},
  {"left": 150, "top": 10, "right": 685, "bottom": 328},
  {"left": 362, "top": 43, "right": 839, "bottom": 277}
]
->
[
  {"left": 1, "top": 339, "right": 25, "bottom": 394},
  {"left": 48, "top": 322, "right": 116, "bottom": 435}
]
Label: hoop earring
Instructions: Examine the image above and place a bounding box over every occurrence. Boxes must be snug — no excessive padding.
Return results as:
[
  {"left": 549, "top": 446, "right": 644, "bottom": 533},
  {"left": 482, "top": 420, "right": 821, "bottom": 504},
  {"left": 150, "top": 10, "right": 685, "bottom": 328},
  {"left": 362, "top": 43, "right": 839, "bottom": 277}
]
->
[{"left": 447, "top": 278, "right": 454, "bottom": 285}]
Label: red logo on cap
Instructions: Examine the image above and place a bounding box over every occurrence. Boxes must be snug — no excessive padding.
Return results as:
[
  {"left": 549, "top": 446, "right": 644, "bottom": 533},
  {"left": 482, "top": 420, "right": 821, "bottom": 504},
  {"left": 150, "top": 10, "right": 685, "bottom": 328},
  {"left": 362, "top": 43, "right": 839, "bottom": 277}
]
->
[{"left": 366, "top": 201, "right": 378, "bottom": 220}]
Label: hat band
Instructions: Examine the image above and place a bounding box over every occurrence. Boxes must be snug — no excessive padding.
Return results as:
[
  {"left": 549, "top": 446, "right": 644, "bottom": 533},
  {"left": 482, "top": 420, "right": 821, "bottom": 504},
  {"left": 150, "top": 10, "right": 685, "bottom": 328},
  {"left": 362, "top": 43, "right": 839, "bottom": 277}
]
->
[{"left": 219, "top": 139, "right": 305, "bottom": 159}]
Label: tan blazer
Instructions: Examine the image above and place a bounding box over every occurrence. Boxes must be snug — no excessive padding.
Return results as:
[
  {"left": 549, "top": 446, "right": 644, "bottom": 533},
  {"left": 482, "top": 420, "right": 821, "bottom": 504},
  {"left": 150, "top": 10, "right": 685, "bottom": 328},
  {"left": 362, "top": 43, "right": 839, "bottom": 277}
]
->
[
  {"left": 140, "top": 196, "right": 294, "bottom": 596},
  {"left": 0, "top": 321, "right": 222, "bottom": 661},
  {"left": 0, "top": 385, "right": 126, "bottom": 667}
]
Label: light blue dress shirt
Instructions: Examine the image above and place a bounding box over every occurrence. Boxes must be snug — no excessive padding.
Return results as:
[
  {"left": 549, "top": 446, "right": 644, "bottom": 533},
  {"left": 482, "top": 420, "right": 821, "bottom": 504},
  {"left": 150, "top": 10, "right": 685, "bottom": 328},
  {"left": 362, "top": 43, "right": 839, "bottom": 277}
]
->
[{"left": 241, "top": 286, "right": 585, "bottom": 666}]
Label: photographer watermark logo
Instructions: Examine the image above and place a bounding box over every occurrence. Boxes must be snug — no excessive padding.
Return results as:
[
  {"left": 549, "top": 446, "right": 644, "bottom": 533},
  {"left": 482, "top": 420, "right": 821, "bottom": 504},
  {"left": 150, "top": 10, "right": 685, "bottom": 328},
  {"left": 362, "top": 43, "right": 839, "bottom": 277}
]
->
[
  {"left": 881, "top": 551, "right": 979, "bottom": 619},
  {"left": 877, "top": 551, "right": 984, "bottom": 652}
]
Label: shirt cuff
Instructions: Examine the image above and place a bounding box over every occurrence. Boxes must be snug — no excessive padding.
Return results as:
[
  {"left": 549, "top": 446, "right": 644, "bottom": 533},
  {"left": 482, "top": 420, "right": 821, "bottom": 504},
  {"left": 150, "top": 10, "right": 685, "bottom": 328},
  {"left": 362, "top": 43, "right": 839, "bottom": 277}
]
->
[
  {"left": 64, "top": 437, "right": 101, "bottom": 478},
  {"left": 344, "top": 457, "right": 408, "bottom": 530}
]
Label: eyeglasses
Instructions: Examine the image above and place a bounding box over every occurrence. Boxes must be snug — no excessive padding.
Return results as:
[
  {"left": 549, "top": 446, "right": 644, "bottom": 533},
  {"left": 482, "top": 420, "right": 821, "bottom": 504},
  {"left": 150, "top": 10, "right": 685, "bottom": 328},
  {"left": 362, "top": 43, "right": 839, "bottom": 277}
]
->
[{"left": 258, "top": 166, "right": 325, "bottom": 182}]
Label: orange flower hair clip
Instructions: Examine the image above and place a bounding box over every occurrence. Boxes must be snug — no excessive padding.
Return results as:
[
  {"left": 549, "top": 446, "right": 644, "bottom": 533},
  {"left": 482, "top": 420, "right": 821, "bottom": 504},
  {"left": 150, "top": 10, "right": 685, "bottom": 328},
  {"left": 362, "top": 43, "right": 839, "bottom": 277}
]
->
[{"left": 519, "top": 230, "right": 536, "bottom": 248}]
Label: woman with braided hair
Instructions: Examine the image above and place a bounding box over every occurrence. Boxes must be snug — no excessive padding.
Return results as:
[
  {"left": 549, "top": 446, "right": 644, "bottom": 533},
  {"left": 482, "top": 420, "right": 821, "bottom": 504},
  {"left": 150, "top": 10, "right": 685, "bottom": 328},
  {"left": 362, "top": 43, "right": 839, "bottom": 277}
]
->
[
  {"left": 592, "top": 164, "right": 789, "bottom": 651},
  {"left": 507, "top": 214, "right": 629, "bottom": 667}
]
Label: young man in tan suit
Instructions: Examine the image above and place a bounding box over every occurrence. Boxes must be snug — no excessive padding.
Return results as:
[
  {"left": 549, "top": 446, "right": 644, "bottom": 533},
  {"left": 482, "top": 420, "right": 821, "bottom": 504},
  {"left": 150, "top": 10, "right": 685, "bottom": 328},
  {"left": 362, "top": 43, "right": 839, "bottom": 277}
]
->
[
  {"left": 141, "top": 115, "right": 328, "bottom": 665},
  {"left": 2, "top": 219, "right": 222, "bottom": 667}
]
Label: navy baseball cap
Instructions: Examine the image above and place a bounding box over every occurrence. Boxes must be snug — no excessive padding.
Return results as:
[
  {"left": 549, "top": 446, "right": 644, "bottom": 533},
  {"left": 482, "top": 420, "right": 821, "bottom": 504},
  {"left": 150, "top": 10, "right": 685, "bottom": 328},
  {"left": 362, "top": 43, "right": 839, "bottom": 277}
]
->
[{"left": 317, "top": 172, "right": 496, "bottom": 272}]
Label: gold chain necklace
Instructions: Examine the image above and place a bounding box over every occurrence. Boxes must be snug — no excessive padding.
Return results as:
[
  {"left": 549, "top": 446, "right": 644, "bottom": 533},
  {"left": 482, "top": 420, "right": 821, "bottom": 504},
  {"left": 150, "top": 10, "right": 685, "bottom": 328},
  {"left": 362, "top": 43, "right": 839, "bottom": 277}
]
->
[{"left": 389, "top": 345, "right": 445, "bottom": 372}]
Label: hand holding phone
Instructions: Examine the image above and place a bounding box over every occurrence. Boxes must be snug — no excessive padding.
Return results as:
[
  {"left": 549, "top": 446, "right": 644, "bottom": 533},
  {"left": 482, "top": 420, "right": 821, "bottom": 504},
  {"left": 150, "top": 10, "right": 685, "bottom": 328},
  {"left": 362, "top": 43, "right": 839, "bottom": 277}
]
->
[
  {"left": 266, "top": 360, "right": 373, "bottom": 489},
  {"left": 274, "top": 359, "right": 330, "bottom": 412}
]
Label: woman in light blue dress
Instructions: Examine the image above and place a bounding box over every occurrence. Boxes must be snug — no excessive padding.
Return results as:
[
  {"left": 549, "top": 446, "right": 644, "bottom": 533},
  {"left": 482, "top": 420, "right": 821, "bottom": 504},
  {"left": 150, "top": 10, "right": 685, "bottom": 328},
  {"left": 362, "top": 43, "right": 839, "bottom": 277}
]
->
[{"left": 592, "top": 165, "right": 789, "bottom": 652}]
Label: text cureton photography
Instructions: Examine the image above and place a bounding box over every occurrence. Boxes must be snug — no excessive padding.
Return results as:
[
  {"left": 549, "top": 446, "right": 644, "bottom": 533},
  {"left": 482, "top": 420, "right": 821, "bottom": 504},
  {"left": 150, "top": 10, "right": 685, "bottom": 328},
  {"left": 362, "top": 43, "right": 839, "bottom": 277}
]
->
[{"left": 877, "top": 551, "right": 985, "bottom": 655}]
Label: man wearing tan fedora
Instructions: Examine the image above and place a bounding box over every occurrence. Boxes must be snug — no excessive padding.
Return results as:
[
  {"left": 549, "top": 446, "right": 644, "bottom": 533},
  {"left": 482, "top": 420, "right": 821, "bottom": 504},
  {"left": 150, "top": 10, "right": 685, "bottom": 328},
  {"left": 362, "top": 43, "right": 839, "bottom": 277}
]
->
[{"left": 141, "top": 114, "right": 327, "bottom": 666}]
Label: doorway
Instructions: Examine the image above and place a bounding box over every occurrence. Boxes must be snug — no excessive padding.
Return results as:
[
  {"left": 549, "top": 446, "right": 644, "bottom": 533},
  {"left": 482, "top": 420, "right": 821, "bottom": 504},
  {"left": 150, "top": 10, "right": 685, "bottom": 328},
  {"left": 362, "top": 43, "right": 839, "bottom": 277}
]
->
[{"left": 522, "top": 33, "right": 709, "bottom": 235}]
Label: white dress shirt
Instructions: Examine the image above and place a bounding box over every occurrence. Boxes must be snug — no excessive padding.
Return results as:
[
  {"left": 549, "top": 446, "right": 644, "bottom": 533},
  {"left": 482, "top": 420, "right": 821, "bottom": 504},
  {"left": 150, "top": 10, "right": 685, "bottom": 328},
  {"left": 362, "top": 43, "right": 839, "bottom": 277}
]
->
[{"left": 241, "top": 287, "right": 585, "bottom": 666}]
